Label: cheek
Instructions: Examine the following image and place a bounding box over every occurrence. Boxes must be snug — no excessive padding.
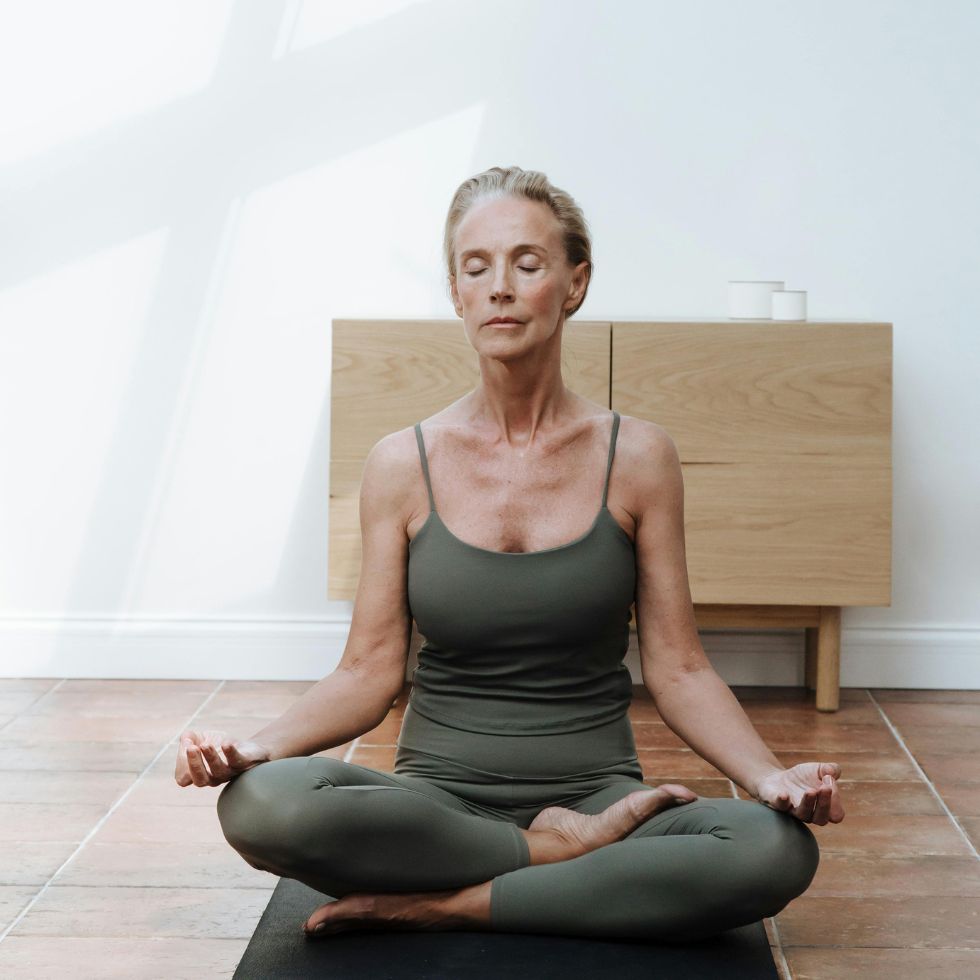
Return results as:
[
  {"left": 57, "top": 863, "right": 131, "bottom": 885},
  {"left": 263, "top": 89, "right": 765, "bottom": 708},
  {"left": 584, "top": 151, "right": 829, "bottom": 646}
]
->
[{"left": 523, "top": 280, "right": 560, "bottom": 309}]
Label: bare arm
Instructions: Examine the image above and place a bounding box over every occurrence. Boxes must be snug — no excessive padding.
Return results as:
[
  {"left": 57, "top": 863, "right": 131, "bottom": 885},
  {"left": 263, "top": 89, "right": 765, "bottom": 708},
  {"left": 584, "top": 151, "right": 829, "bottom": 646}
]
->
[
  {"left": 651, "top": 671, "right": 783, "bottom": 798},
  {"left": 248, "top": 669, "right": 402, "bottom": 762},
  {"left": 250, "top": 431, "right": 416, "bottom": 761},
  {"left": 631, "top": 420, "right": 783, "bottom": 798}
]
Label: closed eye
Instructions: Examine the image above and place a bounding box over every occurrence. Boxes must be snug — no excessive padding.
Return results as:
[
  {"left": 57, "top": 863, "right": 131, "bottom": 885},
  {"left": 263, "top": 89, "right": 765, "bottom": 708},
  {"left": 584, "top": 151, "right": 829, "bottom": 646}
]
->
[{"left": 465, "top": 267, "right": 539, "bottom": 277}]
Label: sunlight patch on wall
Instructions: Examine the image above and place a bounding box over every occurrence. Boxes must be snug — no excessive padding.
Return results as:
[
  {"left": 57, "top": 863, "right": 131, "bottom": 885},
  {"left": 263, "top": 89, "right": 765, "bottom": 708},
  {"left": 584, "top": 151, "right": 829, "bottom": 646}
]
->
[
  {"left": 0, "top": 229, "right": 169, "bottom": 609},
  {"left": 285, "top": 0, "right": 424, "bottom": 53},
  {"left": 132, "top": 103, "right": 485, "bottom": 612},
  {"left": 0, "top": 1, "right": 233, "bottom": 166}
]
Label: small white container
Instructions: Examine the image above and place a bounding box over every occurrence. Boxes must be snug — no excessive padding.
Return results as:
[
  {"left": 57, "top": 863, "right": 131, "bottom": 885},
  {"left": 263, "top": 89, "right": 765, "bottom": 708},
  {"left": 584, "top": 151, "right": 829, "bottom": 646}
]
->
[
  {"left": 772, "top": 290, "right": 807, "bottom": 321},
  {"left": 728, "top": 280, "right": 784, "bottom": 319}
]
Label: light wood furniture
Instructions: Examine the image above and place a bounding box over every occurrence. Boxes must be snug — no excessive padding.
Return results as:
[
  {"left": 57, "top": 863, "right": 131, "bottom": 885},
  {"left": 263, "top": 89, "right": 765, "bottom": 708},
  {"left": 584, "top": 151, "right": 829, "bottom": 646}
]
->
[{"left": 330, "top": 318, "right": 892, "bottom": 711}]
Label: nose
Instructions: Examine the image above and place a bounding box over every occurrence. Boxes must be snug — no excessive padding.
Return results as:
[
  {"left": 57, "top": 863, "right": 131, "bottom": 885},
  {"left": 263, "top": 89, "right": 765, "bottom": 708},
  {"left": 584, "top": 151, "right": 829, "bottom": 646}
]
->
[{"left": 489, "top": 264, "right": 515, "bottom": 302}]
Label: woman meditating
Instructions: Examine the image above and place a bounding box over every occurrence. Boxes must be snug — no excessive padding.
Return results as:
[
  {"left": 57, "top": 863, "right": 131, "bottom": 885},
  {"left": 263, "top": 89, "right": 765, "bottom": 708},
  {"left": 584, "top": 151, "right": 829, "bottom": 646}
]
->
[{"left": 175, "top": 165, "right": 843, "bottom": 943}]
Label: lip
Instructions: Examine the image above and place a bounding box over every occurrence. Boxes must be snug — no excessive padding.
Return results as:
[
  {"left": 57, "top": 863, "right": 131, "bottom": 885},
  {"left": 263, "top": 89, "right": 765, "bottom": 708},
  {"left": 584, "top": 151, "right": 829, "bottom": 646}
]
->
[{"left": 485, "top": 317, "right": 523, "bottom": 325}]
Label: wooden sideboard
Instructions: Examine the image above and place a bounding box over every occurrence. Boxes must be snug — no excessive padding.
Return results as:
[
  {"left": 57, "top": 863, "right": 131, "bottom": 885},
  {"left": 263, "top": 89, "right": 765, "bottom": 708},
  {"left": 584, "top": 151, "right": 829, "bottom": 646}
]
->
[{"left": 330, "top": 318, "right": 893, "bottom": 712}]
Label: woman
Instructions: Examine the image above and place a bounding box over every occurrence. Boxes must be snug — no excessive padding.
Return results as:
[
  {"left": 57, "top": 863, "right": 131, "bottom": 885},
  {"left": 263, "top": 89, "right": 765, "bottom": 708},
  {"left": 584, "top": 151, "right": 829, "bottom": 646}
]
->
[{"left": 176, "top": 166, "right": 844, "bottom": 943}]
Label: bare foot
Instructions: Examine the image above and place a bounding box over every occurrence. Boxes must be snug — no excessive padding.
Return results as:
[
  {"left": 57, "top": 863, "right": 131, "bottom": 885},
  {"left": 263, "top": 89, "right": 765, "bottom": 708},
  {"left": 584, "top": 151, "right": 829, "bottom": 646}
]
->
[
  {"left": 302, "top": 885, "right": 483, "bottom": 938},
  {"left": 525, "top": 783, "right": 698, "bottom": 863}
]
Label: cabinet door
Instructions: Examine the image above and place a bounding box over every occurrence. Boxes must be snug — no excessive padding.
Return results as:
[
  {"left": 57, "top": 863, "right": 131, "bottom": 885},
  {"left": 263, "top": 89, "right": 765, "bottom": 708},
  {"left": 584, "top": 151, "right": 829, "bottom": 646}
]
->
[
  {"left": 329, "top": 318, "right": 612, "bottom": 600},
  {"left": 612, "top": 320, "right": 892, "bottom": 606}
]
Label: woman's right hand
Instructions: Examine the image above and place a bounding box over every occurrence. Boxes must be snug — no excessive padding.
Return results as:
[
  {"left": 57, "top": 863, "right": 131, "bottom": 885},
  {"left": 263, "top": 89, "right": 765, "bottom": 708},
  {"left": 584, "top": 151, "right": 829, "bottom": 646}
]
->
[{"left": 175, "top": 729, "right": 272, "bottom": 788}]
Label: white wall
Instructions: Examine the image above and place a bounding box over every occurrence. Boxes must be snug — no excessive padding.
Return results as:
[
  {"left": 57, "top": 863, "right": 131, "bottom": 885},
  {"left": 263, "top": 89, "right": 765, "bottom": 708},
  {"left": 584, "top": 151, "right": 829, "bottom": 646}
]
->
[{"left": 1, "top": 0, "right": 977, "bottom": 687}]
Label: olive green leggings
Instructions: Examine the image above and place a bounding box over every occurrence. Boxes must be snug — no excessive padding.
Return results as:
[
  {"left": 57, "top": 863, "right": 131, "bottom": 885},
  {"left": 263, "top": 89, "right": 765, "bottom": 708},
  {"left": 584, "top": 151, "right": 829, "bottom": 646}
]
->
[{"left": 216, "top": 708, "right": 819, "bottom": 943}]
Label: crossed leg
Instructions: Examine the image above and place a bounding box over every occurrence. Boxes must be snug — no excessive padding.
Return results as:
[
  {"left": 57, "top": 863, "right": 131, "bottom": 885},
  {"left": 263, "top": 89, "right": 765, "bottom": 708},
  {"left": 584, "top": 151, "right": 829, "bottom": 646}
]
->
[{"left": 217, "top": 758, "right": 819, "bottom": 943}]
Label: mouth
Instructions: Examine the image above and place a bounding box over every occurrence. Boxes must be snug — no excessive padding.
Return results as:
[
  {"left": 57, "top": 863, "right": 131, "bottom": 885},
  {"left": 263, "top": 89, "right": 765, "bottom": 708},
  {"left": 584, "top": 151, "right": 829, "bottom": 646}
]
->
[{"left": 485, "top": 318, "right": 523, "bottom": 326}]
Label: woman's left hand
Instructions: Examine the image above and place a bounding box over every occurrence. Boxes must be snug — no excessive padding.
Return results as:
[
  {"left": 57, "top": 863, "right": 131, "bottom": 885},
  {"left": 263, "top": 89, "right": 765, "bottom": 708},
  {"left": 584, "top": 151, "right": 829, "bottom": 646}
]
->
[{"left": 754, "top": 762, "right": 845, "bottom": 825}]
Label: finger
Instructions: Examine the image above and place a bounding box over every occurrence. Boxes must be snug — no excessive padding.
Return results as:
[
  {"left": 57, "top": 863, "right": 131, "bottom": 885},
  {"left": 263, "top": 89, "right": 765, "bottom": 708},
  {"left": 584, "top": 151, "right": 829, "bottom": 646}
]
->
[
  {"left": 812, "top": 782, "right": 833, "bottom": 825},
  {"left": 198, "top": 742, "right": 229, "bottom": 782},
  {"left": 822, "top": 761, "right": 842, "bottom": 780},
  {"left": 796, "top": 790, "right": 818, "bottom": 822},
  {"left": 176, "top": 737, "right": 194, "bottom": 785},
  {"left": 186, "top": 743, "right": 213, "bottom": 787},
  {"left": 827, "top": 776, "right": 846, "bottom": 823}
]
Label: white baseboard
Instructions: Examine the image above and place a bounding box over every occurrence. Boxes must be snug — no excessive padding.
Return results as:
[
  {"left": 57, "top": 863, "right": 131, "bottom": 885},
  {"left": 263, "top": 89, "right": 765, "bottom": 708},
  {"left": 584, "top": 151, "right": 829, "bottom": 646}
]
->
[{"left": 0, "top": 616, "right": 978, "bottom": 689}]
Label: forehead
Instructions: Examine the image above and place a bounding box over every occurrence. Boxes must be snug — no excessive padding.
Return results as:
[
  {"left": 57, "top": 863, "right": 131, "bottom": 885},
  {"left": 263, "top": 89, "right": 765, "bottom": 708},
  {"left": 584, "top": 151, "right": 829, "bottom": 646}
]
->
[{"left": 456, "top": 195, "right": 560, "bottom": 255}]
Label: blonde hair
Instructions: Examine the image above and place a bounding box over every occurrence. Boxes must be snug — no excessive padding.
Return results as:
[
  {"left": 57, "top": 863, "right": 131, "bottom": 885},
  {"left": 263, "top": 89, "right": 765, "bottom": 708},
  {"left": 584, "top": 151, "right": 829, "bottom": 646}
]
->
[{"left": 443, "top": 166, "right": 593, "bottom": 318}]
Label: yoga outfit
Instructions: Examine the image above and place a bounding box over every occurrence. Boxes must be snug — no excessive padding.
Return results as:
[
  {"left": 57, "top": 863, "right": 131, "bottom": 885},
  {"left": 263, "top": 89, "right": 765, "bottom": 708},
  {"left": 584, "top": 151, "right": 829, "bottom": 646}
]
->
[{"left": 217, "top": 411, "right": 819, "bottom": 942}]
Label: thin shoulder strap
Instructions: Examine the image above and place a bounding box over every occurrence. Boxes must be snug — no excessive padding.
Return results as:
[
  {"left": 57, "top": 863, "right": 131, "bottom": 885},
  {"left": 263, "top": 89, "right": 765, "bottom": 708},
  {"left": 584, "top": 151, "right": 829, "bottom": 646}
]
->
[
  {"left": 414, "top": 423, "right": 436, "bottom": 513},
  {"left": 601, "top": 411, "right": 620, "bottom": 508}
]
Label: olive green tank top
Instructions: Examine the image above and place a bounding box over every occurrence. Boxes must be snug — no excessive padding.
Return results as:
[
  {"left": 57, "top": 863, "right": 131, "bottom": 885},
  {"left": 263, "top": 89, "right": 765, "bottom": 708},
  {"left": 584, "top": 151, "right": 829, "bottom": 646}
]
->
[{"left": 406, "top": 410, "right": 636, "bottom": 735}]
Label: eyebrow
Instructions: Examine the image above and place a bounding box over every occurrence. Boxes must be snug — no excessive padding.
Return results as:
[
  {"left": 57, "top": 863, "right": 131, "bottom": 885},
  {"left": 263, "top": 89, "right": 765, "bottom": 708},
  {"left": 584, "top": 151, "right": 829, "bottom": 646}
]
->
[{"left": 459, "top": 243, "right": 548, "bottom": 261}]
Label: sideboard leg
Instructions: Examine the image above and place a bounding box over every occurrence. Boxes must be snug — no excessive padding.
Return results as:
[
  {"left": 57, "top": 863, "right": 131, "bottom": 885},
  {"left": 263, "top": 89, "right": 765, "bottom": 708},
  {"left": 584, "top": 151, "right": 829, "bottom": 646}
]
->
[
  {"left": 815, "top": 606, "right": 842, "bottom": 712},
  {"left": 804, "top": 628, "right": 818, "bottom": 691}
]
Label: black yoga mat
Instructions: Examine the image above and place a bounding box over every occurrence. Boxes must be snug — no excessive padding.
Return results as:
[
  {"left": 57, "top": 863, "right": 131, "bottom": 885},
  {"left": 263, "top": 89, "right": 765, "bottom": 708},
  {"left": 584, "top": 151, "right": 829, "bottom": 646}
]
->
[{"left": 232, "top": 877, "right": 779, "bottom": 979}]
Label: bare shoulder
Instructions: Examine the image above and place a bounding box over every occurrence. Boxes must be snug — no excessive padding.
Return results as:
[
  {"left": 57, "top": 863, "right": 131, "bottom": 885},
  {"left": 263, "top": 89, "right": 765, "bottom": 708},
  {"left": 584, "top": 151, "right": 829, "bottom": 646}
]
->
[
  {"left": 359, "top": 425, "right": 426, "bottom": 538},
  {"left": 614, "top": 414, "right": 681, "bottom": 511}
]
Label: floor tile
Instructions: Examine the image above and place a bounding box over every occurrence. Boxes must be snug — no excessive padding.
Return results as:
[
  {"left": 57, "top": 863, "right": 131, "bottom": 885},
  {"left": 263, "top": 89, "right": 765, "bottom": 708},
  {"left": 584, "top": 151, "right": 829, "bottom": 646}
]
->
[
  {"left": 807, "top": 814, "right": 972, "bottom": 857},
  {"left": 0, "top": 714, "right": 192, "bottom": 742},
  {"left": 776, "top": 894, "right": 980, "bottom": 948},
  {"left": 805, "top": 853, "right": 980, "bottom": 896},
  {"left": 218, "top": 680, "right": 314, "bottom": 696},
  {"left": 880, "top": 703, "right": 980, "bottom": 728},
  {"left": 0, "top": 740, "right": 163, "bottom": 772},
  {"left": 894, "top": 724, "right": 980, "bottom": 755},
  {"left": 740, "top": 700, "right": 882, "bottom": 725},
  {"left": 786, "top": 946, "right": 980, "bottom": 979},
  {"left": 129, "top": 768, "right": 238, "bottom": 807},
  {"left": 0, "top": 937, "right": 248, "bottom": 980},
  {"left": 0, "top": 886, "right": 44, "bottom": 933},
  {"left": 749, "top": 722, "right": 898, "bottom": 752},
  {"left": 960, "top": 816, "right": 980, "bottom": 850},
  {"left": 0, "top": 770, "right": 134, "bottom": 806},
  {"left": 23, "top": 690, "right": 213, "bottom": 717},
  {"left": 635, "top": 748, "right": 728, "bottom": 779},
  {"left": 870, "top": 688, "right": 980, "bottom": 704},
  {"left": 0, "top": 804, "right": 107, "bottom": 842},
  {"left": 730, "top": 686, "right": 870, "bottom": 703},
  {"left": 178, "top": 714, "right": 294, "bottom": 739},
  {"left": 9, "top": 884, "right": 270, "bottom": 939},
  {"left": 91, "top": 803, "right": 225, "bottom": 845},
  {"left": 934, "top": 780, "right": 980, "bottom": 817},
  {"left": 53, "top": 841, "right": 276, "bottom": 890},
  {"left": 0, "top": 688, "right": 57, "bottom": 714},
  {"left": 642, "top": 777, "right": 735, "bottom": 797},
  {"left": 203, "top": 689, "right": 314, "bottom": 717},
  {"left": 915, "top": 754, "right": 980, "bottom": 784},
  {"left": 0, "top": 679, "right": 63, "bottom": 690},
  {"left": 631, "top": 725, "right": 687, "bottom": 750},
  {"left": 767, "top": 749, "right": 919, "bottom": 780},
  {"left": 0, "top": 842, "right": 81, "bottom": 887},
  {"left": 57, "top": 680, "right": 220, "bottom": 695}
]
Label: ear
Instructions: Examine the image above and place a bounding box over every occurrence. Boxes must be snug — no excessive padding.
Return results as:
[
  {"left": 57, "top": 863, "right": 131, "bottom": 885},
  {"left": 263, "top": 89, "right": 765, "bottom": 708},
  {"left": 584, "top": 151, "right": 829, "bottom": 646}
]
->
[
  {"left": 449, "top": 274, "right": 463, "bottom": 317},
  {"left": 564, "top": 260, "right": 591, "bottom": 312}
]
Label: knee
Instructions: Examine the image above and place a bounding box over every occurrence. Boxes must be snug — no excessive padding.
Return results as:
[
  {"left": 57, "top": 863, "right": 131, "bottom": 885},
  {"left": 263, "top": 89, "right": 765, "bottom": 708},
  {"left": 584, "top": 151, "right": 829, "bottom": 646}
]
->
[
  {"left": 216, "top": 758, "right": 309, "bottom": 858},
  {"left": 743, "top": 805, "right": 820, "bottom": 913}
]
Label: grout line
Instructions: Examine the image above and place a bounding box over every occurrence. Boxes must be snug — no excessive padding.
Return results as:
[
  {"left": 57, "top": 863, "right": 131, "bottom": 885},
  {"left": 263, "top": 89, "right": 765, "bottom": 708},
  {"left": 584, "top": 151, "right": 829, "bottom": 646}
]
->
[
  {"left": 767, "top": 916, "right": 793, "bottom": 979},
  {"left": 0, "top": 678, "right": 68, "bottom": 734},
  {"left": 0, "top": 679, "right": 230, "bottom": 945},
  {"left": 867, "top": 690, "right": 979, "bottom": 861}
]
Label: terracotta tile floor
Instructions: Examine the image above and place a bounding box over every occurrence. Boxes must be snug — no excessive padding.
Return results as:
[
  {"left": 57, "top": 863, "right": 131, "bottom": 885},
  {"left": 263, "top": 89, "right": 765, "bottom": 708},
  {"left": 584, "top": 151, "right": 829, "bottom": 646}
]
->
[{"left": 0, "top": 679, "right": 978, "bottom": 978}]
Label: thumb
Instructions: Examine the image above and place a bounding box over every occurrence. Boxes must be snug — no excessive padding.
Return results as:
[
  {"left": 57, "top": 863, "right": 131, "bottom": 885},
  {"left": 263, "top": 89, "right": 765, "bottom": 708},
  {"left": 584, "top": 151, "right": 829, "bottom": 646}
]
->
[{"left": 820, "top": 762, "right": 842, "bottom": 779}]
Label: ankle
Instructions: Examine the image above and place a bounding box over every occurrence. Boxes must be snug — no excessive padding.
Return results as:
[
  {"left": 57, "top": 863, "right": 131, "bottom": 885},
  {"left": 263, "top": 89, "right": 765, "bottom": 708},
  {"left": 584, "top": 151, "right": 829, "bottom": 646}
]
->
[{"left": 520, "top": 828, "right": 577, "bottom": 866}]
